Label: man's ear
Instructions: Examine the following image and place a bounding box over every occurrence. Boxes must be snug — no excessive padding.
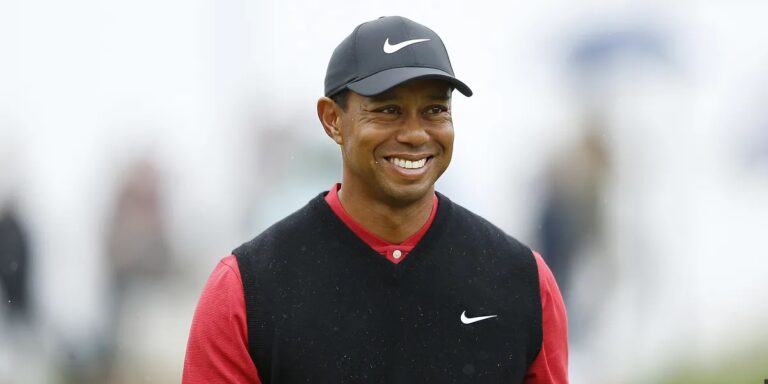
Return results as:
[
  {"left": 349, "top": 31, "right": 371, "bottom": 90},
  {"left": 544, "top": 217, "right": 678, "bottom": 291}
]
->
[{"left": 317, "top": 97, "right": 344, "bottom": 145}]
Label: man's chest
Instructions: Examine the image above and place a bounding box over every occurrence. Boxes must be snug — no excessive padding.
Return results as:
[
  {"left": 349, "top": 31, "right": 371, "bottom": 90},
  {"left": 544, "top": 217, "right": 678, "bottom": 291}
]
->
[{"left": 257, "top": 257, "right": 538, "bottom": 383}]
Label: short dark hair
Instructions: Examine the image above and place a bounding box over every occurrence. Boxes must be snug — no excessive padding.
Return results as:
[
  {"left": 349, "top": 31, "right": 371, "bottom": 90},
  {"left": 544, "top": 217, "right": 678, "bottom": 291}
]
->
[{"left": 330, "top": 90, "right": 349, "bottom": 111}]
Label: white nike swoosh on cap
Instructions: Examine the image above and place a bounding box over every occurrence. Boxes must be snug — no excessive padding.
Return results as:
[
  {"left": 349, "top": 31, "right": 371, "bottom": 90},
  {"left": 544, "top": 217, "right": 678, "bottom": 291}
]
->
[
  {"left": 383, "top": 38, "right": 431, "bottom": 54},
  {"left": 460, "top": 311, "right": 498, "bottom": 325}
]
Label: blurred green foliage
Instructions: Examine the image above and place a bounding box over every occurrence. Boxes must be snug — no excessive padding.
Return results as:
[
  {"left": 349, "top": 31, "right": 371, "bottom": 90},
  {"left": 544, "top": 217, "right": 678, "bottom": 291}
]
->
[{"left": 657, "top": 345, "right": 768, "bottom": 384}]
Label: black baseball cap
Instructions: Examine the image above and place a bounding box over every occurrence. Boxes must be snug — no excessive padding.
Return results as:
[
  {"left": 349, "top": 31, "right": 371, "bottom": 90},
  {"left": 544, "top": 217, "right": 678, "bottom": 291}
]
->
[{"left": 324, "top": 16, "right": 473, "bottom": 98}]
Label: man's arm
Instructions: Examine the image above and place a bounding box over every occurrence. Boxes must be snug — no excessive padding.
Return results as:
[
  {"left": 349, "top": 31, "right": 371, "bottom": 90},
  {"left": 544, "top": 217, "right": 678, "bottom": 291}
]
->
[
  {"left": 524, "top": 251, "right": 569, "bottom": 383},
  {"left": 182, "top": 255, "right": 260, "bottom": 383}
]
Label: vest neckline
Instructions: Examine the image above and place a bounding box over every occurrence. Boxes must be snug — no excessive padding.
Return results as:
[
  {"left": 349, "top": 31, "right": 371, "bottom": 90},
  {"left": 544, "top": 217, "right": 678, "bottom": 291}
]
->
[{"left": 312, "top": 191, "right": 454, "bottom": 271}]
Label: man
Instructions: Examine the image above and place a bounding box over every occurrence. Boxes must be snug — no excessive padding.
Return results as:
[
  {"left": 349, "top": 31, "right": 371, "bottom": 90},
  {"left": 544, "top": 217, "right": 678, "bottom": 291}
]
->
[{"left": 183, "top": 16, "right": 568, "bottom": 383}]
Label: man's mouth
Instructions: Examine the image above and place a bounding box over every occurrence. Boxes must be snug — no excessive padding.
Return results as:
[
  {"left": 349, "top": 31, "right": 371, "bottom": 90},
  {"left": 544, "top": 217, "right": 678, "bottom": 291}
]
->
[{"left": 386, "top": 156, "right": 430, "bottom": 170}]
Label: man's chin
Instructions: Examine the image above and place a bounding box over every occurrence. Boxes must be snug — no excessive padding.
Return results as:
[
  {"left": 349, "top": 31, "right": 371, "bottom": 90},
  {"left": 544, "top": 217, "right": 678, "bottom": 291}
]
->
[{"left": 379, "top": 182, "right": 434, "bottom": 206}]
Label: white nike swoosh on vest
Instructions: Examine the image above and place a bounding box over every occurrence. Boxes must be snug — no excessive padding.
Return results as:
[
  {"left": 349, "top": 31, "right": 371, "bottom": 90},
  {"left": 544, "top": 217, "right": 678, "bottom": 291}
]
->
[
  {"left": 460, "top": 310, "right": 498, "bottom": 324},
  {"left": 383, "top": 38, "right": 431, "bottom": 54}
]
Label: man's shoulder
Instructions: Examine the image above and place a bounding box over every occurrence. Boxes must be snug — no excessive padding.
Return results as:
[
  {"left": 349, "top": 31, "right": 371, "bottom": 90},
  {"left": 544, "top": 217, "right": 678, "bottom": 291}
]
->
[
  {"left": 438, "top": 192, "right": 531, "bottom": 257},
  {"left": 233, "top": 191, "right": 329, "bottom": 259}
]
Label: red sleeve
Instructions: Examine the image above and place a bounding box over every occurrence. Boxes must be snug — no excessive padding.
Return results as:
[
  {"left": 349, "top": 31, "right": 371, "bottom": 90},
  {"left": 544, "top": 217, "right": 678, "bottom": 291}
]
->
[
  {"left": 182, "top": 255, "right": 261, "bottom": 384},
  {"left": 524, "top": 251, "right": 569, "bottom": 383}
]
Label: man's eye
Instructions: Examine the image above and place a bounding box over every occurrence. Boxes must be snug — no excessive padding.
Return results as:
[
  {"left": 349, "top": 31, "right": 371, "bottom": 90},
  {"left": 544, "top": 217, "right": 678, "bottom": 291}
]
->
[
  {"left": 380, "top": 106, "right": 399, "bottom": 114},
  {"left": 426, "top": 106, "right": 447, "bottom": 114}
]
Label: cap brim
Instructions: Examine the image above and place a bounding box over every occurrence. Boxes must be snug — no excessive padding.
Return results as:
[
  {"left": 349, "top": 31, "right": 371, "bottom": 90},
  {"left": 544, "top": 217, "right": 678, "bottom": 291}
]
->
[{"left": 346, "top": 67, "right": 473, "bottom": 97}]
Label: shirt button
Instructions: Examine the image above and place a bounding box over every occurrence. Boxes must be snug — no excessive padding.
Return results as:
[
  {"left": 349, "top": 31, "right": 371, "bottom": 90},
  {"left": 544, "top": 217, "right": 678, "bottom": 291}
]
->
[{"left": 393, "top": 249, "right": 402, "bottom": 259}]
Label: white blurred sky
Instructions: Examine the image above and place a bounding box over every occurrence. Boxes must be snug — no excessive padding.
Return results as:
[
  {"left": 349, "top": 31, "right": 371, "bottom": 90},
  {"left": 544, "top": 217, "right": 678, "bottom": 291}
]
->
[{"left": 2, "top": 0, "right": 768, "bottom": 382}]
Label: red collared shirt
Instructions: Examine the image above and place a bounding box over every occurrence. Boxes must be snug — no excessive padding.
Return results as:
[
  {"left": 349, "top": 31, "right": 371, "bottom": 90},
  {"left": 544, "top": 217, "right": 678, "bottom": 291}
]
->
[{"left": 183, "top": 185, "right": 568, "bottom": 383}]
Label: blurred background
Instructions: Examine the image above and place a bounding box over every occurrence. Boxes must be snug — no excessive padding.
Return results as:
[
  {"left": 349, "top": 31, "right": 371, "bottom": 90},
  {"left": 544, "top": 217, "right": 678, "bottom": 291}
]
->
[{"left": 2, "top": 0, "right": 768, "bottom": 383}]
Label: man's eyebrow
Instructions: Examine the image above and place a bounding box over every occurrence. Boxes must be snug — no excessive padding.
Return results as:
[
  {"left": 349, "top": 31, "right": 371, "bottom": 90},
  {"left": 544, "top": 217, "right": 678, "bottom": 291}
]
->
[
  {"left": 368, "top": 90, "right": 398, "bottom": 102},
  {"left": 428, "top": 92, "right": 451, "bottom": 101}
]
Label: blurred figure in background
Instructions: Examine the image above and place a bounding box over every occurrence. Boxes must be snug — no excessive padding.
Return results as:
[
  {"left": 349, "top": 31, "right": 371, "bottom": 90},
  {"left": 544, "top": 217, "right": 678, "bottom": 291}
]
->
[
  {"left": 0, "top": 202, "right": 36, "bottom": 384},
  {"left": 0, "top": 203, "right": 31, "bottom": 322},
  {"left": 539, "top": 115, "right": 609, "bottom": 291},
  {"left": 107, "top": 159, "right": 172, "bottom": 304},
  {"left": 0, "top": 132, "right": 30, "bottom": 323},
  {"left": 103, "top": 158, "right": 173, "bottom": 382},
  {"left": 0, "top": 132, "right": 43, "bottom": 383},
  {"left": 537, "top": 114, "right": 611, "bottom": 341}
]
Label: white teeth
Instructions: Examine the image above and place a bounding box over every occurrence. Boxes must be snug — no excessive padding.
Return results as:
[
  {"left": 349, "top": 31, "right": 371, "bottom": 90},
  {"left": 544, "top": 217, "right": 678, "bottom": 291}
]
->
[{"left": 388, "top": 157, "right": 427, "bottom": 169}]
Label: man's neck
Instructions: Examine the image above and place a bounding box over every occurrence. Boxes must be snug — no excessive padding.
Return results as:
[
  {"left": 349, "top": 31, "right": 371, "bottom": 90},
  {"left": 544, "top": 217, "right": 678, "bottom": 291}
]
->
[{"left": 337, "top": 184, "right": 434, "bottom": 244}]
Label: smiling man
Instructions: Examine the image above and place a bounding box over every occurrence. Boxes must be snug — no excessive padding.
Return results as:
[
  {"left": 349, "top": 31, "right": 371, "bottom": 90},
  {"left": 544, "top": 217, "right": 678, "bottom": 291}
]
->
[{"left": 183, "top": 16, "right": 568, "bottom": 383}]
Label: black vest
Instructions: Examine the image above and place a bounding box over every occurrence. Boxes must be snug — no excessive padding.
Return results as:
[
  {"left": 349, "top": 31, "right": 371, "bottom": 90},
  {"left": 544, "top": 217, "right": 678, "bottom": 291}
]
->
[{"left": 234, "top": 192, "right": 542, "bottom": 383}]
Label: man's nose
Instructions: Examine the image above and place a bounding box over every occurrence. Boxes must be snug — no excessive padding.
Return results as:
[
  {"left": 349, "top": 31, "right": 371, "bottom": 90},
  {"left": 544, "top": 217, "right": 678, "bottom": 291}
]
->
[{"left": 395, "top": 114, "right": 429, "bottom": 147}]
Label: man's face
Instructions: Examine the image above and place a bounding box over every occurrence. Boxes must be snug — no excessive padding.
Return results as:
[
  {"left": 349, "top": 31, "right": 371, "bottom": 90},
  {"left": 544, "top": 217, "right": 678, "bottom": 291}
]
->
[{"left": 337, "top": 78, "right": 454, "bottom": 206}]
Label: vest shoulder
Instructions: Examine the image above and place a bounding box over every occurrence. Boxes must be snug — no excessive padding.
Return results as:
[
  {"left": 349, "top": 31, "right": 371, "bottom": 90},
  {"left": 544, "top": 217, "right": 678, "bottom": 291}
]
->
[
  {"left": 233, "top": 193, "right": 328, "bottom": 260},
  {"left": 441, "top": 196, "right": 532, "bottom": 259}
]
